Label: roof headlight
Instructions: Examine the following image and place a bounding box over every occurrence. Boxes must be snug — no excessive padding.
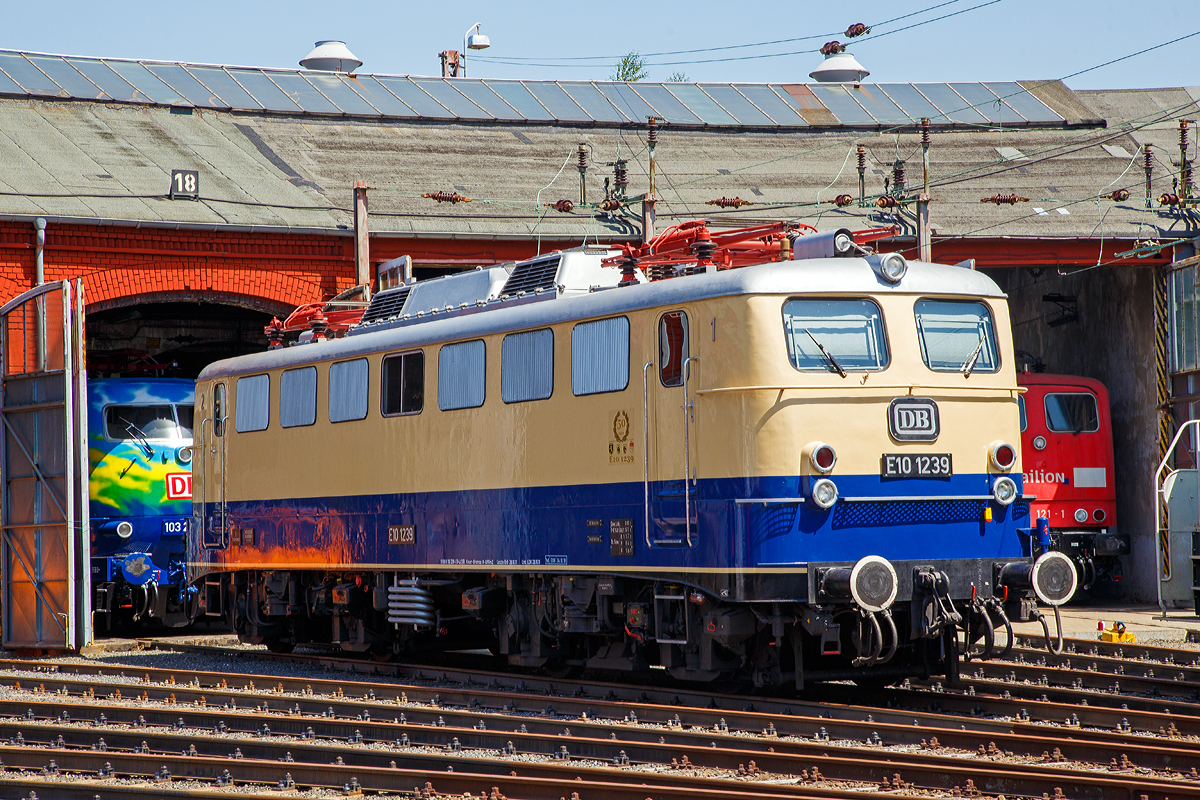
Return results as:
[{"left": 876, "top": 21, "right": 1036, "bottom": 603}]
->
[
  {"left": 811, "top": 478, "right": 839, "bottom": 509},
  {"left": 879, "top": 253, "right": 907, "bottom": 283},
  {"left": 176, "top": 446, "right": 193, "bottom": 465},
  {"left": 988, "top": 440, "right": 1017, "bottom": 471},
  {"left": 992, "top": 476, "right": 1017, "bottom": 506}
]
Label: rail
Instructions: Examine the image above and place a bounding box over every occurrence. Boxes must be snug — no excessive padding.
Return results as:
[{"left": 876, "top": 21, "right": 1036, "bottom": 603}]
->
[{"left": 1153, "top": 417, "right": 1200, "bottom": 618}]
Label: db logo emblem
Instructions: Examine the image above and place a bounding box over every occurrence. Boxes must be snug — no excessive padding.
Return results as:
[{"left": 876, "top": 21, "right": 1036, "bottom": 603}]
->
[
  {"left": 888, "top": 398, "right": 940, "bottom": 442},
  {"left": 166, "top": 473, "right": 192, "bottom": 499}
]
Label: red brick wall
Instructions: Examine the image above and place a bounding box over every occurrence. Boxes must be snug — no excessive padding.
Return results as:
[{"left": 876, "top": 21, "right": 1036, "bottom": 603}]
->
[
  {"left": 0, "top": 220, "right": 356, "bottom": 312},
  {"left": 0, "top": 220, "right": 580, "bottom": 313}
]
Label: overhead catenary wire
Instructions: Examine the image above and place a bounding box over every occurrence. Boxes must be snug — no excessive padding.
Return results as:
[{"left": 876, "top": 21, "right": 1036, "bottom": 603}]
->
[
  {"left": 474, "top": 0, "right": 973, "bottom": 63},
  {"left": 476, "top": 0, "right": 1002, "bottom": 68}
]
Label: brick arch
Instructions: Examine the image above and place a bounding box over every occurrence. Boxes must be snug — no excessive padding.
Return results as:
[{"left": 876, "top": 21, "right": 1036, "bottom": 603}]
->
[
  {"left": 0, "top": 220, "right": 357, "bottom": 313},
  {"left": 86, "top": 291, "right": 293, "bottom": 318}
]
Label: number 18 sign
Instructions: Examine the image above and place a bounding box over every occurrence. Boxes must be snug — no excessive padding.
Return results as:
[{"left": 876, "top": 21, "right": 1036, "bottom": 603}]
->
[{"left": 170, "top": 169, "right": 199, "bottom": 199}]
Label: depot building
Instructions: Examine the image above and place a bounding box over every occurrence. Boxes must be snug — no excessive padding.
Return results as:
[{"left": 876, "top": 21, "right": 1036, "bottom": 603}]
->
[{"left": 0, "top": 45, "right": 1197, "bottom": 601}]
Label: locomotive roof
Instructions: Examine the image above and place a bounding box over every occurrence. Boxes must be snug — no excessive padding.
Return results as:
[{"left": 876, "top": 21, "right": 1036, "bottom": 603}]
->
[{"left": 197, "top": 257, "right": 1005, "bottom": 381}]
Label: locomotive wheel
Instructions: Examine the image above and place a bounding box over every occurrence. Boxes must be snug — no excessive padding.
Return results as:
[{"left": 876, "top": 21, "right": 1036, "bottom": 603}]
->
[
  {"left": 852, "top": 674, "right": 897, "bottom": 689},
  {"left": 541, "top": 660, "right": 582, "bottom": 679},
  {"left": 264, "top": 639, "right": 295, "bottom": 654},
  {"left": 369, "top": 645, "right": 396, "bottom": 662}
]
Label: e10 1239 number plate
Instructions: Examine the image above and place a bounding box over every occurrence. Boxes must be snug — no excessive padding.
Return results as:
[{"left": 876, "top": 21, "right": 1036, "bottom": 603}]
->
[{"left": 881, "top": 453, "right": 952, "bottom": 478}]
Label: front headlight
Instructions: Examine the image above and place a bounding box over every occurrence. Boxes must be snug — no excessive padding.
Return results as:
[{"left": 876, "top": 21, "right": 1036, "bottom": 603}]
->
[
  {"left": 992, "top": 476, "right": 1017, "bottom": 506},
  {"left": 811, "top": 478, "right": 839, "bottom": 509}
]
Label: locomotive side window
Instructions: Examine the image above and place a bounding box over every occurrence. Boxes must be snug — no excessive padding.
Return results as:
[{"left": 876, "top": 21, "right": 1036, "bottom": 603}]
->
[
  {"left": 234, "top": 374, "right": 271, "bottom": 432},
  {"left": 177, "top": 405, "right": 194, "bottom": 437},
  {"left": 1018, "top": 395, "right": 1027, "bottom": 432},
  {"left": 438, "top": 340, "right": 486, "bottom": 410},
  {"left": 572, "top": 316, "right": 630, "bottom": 396},
  {"left": 914, "top": 300, "right": 999, "bottom": 373},
  {"left": 213, "top": 383, "right": 226, "bottom": 437},
  {"left": 502, "top": 328, "right": 554, "bottom": 403},
  {"left": 279, "top": 366, "right": 317, "bottom": 428},
  {"left": 1044, "top": 392, "right": 1099, "bottom": 433},
  {"left": 329, "top": 358, "right": 369, "bottom": 422},
  {"left": 104, "top": 405, "right": 187, "bottom": 441},
  {"left": 659, "top": 312, "right": 689, "bottom": 387},
  {"left": 382, "top": 351, "right": 424, "bottom": 416},
  {"left": 782, "top": 298, "right": 888, "bottom": 373}
]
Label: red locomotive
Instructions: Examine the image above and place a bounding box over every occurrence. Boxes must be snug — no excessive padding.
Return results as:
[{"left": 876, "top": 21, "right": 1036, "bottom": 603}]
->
[{"left": 1017, "top": 372, "right": 1127, "bottom": 600}]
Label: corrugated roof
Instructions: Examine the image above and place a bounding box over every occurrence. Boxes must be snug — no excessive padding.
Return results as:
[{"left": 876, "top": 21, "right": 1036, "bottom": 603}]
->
[{"left": 0, "top": 56, "right": 1195, "bottom": 246}]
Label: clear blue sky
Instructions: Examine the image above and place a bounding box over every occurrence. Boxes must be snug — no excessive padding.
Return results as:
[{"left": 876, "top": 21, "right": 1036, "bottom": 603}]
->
[{"left": 2, "top": 0, "right": 1195, "bottom": 89}]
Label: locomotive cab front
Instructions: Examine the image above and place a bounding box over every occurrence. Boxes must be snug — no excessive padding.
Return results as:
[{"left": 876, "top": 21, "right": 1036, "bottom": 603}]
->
[{"left": 89, "top": 379, "right": 196, "bottom": 630}]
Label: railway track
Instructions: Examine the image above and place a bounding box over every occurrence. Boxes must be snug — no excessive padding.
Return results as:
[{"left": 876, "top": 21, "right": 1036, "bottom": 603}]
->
[{"left": 0, "top": 635, "right": 1192, "bottom": 799}]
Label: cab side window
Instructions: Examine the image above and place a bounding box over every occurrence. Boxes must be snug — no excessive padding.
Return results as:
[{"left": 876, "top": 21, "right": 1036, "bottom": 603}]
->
[
  {"left": 213, "top": 383, "right": 226, "bottom": 437},
  {"left": 659, "top": 312, "right": 689, "bottom": 387}
]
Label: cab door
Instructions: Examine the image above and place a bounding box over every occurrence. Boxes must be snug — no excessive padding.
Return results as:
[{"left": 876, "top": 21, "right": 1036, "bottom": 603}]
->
[
  {"left": 196, "top": 382, "right": 228, "bottom": 549},
  {"left": 649, "top": 310, "right": 697, "bottom": 545}
]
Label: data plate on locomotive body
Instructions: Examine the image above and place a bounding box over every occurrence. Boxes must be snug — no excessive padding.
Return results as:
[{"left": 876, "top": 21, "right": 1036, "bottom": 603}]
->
[{"left": 881, "top": 453, "right": 953, "bottom": 478}]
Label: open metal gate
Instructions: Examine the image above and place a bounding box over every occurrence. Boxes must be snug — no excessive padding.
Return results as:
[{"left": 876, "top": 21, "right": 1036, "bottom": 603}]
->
[{"left": 0, "top": 281, "right": 89, "bottom": 650}]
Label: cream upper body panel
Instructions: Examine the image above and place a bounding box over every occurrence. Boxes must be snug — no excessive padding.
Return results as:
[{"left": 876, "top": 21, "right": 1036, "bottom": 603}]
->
[{"left": 196, "top": 258, "right": 1017, "bottom": 503}]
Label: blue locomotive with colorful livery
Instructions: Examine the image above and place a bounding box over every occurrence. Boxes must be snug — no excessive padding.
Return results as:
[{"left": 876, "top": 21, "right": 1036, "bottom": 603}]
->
[
  {"left": 188, "top": 222, "right": 1074, "bottom": 685},
  {"left": 89, "top": 379, "right": 195, "bottom": 629}
]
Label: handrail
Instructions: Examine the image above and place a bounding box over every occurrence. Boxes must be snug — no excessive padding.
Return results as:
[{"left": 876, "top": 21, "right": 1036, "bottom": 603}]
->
[
  {"left": 198, "top": 414, "right": 211, "bottom": 544},
  {"left": 1154, "top": 418, "right": 1200, "bottom": 618},
  {"left": 642, "top": 361, "right": 653, "bottom": 549},
  {"left": 693, "top": 383, "right": 1025, "bottom": 396},
  {"left": 683, "top": 356, "right": 700, "bottom": 547}
]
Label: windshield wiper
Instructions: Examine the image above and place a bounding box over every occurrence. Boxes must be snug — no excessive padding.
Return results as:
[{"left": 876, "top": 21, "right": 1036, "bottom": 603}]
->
[
  {"left": 961, "top": 338, "right": 987, "bottom": 377},
  {"left": 120, "top": 417, "right": 155, "bottom": 460},
  {"left": 805, "top": 328, "right": 847, "bottom": 378}
]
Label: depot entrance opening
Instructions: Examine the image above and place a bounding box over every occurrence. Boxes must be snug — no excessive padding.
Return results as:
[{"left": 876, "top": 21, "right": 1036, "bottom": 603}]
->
[{"left": 86, "top": 301, "right": 274, "bottom": 379}]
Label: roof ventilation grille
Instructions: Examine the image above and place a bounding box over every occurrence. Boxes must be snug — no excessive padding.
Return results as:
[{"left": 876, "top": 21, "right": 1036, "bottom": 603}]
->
[
  {"left": 500, "top": 256, "right": 562, "bottom": 296},
  {"left": 300, "top": 41, "right": 363, "bottom": 73},
  {"left": 360, "top": 285, "right": 411, "bottom": 324}
]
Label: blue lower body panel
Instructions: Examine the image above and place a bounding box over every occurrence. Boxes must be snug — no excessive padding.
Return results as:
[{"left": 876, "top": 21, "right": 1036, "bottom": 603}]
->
[{"left": 197, "top": 473, "right": 1028, "bottom": 588}]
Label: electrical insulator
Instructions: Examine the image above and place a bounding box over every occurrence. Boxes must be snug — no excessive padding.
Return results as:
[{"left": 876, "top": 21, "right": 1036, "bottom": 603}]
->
[
  {"left": 577, "top": 144, "right": 588, "bottom": 173},
  {"left": 832, "top": 194, "right": 854, "bottom": 207},
  {"left": 875, "top": 195, "right": 900, "bottom": 209},
  {"left": 1109, "top": 189, "right": 1130, "bottom": 202},
  {"left": 421, "top": 191, "right": 472, "bottom": 204},
  {"left": 547, "top": 199, "right": 574, "bottom": 213},
  {"left": 1159, "top": 193, "right": 1181, "bottom": 207},
  {"left": 705, "top": 197, "right": 753, "bottom": 208},
  {"left": 856, "top": 146, "right": 866, "bottom": 172},
  {"left": 980, "top": 194, "right": 1029, "bottom": 205},
  {"left": 892, "top": 161, "right": 906, "bottom": 196},
  {"left": 599, "top": 198, "right": 622, "bottom": 212},
  {"left": 845, "top": 23, "right": 870, "bottom": 38},
  {"left": 820, "top": 41, "right": 845, "bottom": 56}
]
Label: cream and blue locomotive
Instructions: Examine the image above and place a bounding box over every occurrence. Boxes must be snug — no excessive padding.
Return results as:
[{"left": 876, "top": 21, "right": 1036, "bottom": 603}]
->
[
  {"left": 89, "top": 379, "right": 195, "bottom": 629},
  {"left": 188, "top": 230, "right": 1074, "bottom": 685}
]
